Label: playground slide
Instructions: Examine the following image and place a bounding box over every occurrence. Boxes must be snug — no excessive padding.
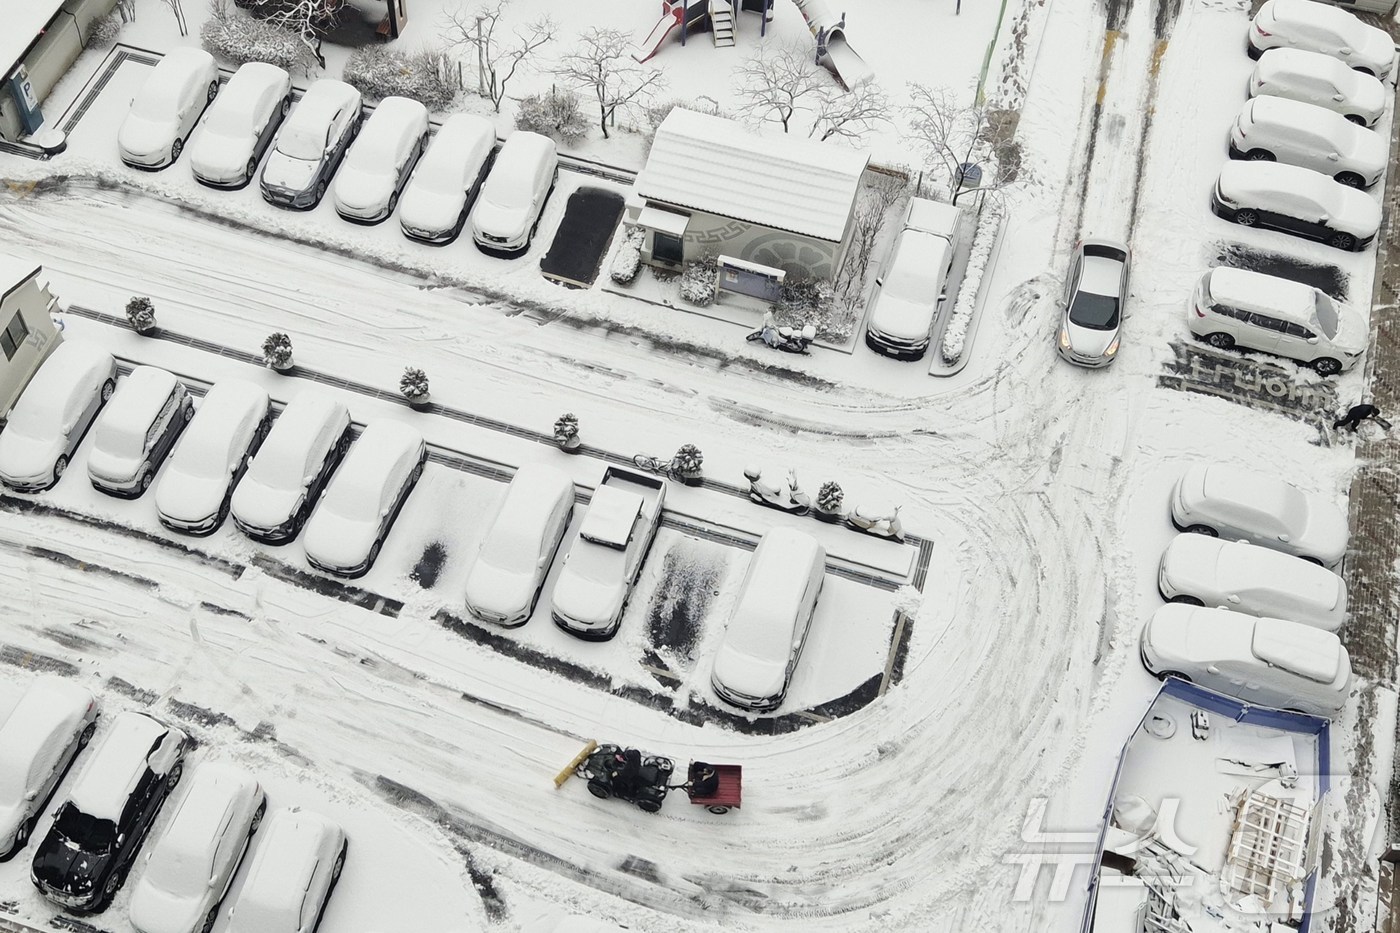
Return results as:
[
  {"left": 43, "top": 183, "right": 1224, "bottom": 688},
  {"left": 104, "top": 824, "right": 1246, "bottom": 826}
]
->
[
  {"left": 632, "top": 9, "right": 682, "bottom": 63},
  {"left": 788, "top": 0, "right": 874, "bottom": 90}
]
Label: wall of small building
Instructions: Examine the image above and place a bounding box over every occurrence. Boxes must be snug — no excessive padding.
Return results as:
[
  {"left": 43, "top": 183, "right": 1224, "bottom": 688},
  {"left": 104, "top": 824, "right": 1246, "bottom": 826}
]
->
[
  {"left": 0, "top": 274, "right": 63, "bottom": 420},
  {"left": 0, "top": 0, "right": 118, "bottom": 141},
  {"left": 636, "top": 204, "right": 845, "bottom": 281}
]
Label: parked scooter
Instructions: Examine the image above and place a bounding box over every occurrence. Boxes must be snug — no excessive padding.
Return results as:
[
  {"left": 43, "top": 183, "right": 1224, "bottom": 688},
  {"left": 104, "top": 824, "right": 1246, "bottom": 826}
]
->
[
  {"left": 744, "top": 465, "right": 811, "bottom": 515},
  {"left": 846, "top": 504, "right": 904, "bottom": 542},
  {"left": 747, "top": 311, "right": 817, "bottom": 354}
]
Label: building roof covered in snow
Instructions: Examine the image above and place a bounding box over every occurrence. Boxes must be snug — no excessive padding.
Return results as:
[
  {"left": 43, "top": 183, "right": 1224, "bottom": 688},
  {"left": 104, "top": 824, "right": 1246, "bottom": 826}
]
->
[
  {"left": 1, "top": 0, "right": 68, "bottom": 78},
  {"left": 636, "top": 109, "right": 870, "bottom": 243}
]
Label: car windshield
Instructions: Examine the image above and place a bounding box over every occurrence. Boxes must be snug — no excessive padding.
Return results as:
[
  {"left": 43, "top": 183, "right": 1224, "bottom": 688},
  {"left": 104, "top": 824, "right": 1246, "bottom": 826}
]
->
[
  {"left": 53, "top": 804, "right": 117, "bottom": 852},
  {"left": 205, "top": 105, "right": 249, "bottom": 137},
  {"left": 131, "top": 85, "right": 179, "bottom": 122},
  {"left": 1068, "top": 292, "right": 1119, "bottom": 329},
  {"left": 3, "top": 397, "right": 57, "bottom": 440},
  {"left": 1313, "top": 293, "right": 1340, "bottom": 339},
  {"left": 484, "top": 529, "right": 536, "bottom": 570},
  {"left": 94, "top": 416, "right": 146, "bottom": 460},
  {"left": 145, "top": 835, "right": 211, "bottom": 893},
  {"left": 277, "top": 122, "right": 324, "bottom": 162}
]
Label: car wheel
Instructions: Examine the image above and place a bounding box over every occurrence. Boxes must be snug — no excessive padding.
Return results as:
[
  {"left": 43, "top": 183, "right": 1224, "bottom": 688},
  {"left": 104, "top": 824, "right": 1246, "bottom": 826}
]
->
[
  {"left": 138, "top": 467, "right": 154, "bottom": 494},
  {"left": 201, "top": 907, "right": 218, "bottom": 933},
  {"left": 101, "top": 378, "right": 115, "bottom": 401},
  {"left": 53, "top": 455, "right": 68, "bottom": 480},
  {"left": 706, "top": 805, "right": 731, "bottom": 815},
  {"left": 1168, "top": 595, "right": 1204, "bottom": 606},
  {"left": 101, "top": 870, "right": 121, "bottom": 906},
  {"left": 1185, "top": 524, "right": 1217, "bottom": 537},
  {"left": 1335, "top": 171, "right": 1365, "bottom": 188},
  {"left": 331, "top": 846, "right": 345, "bottom": 882},
  {"left": 171, "top": 137, "right": 184, "bottom": 163},
  {"left": 1155, "top": 670, "right": 1191, "bottom": 684},
  {"left": 1313, "top": 357, "right": 1342, "bottom": 376},
  {"left": 587, "top": 780, "right": 610, "bottom": 800},
  {"left": 281, "top": 95, "right": 291, "bottom": 116},
  {"left": 249, "top": 798, "right": 266, "bottom": 835},
  {"left": 207, "top": 80, "right": 218, "bottom": 102},
  {"left": 1204, "top": 332, "right": 1235, "bottom": 351},
  {"left": 638, "top": 798, "right": 662, "bottom": 813},
  {"left": 1353, "top": 65, "right": 1378, "bottom": 77},
  {"left": 367, "top": 539, "right": 381, "bottom": 567},
  {"left": 182, "top": 402, "right": 195, "bottom": 422},
  {"left": 1345, "top": 113, "right": 1368, "bottom": 126},
  {"left": 14, "top": 816, "right": 31, "bottom": 847},
  {"left": 78, "top": 721, "right": 96, "bottom": 746},
  {"left": 167, "top": 760, "right": 183, "bottom": 788},
  {"left": 1234, "top": 209, "right": 1259, "bottom": 226},
  {"left": 1326, "top": 231, "right": 1357, "bottom": 251},
  {"left": 314, "top": 180, "right": 327, "bottom": 206},
  {"left": 1244, "top": 149, "right": 1274, "bottom": 161},
  {"left": 387, "top": 191, "right": 399, "bottom": 215},
  {"left": 246, "top": 156, "right": 258, "bottom": 181},
  {"left": 1301, "top": 555, "right": 1325, "bottom": 567}
]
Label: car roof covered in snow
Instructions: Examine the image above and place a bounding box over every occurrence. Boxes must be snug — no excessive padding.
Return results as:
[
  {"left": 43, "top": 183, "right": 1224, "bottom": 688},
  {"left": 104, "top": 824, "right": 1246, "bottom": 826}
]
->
[
  {"left": 69, "top": 712, "right": 170, "bottom": 819},
  {"left": 1251, "top": 616, "right": 1343, "bottom": 683},
  {"left": 158, "top": 763, "right": 257, "bottom": 861},
  {"left": 1162, "top": 534, "right": 1342, "bottom": 609},
  {"left": 724, "top": 528, "right": 825, "bottom": 656},
  {"left": 495, "top": 463, "right": 574, "bottom": 530},
  {"left": 99, "top": 367, "right": 177, "bottom": 437},
  {"left": 0, "top": 255, "right": 41, "bottom": 291},
  {"left": 245, "top": 809, "right": 338, "bottom": 905},
  {"left": 904, "top": 198, "right": 961, "bottom": 238},
  {"left": 269, "top": 392, "right": 346, "bottom": 443},
  {"left": 579, "top": 484, "right": 643, "bottom": 547},
  {"left": 326, "top": 420, "right": 421, "bottom": 497},
  {"left": 139, "top": 48, "right": 214, "bottom": 105},
  {"left": 1199, "top": 463, "right": 1307, "bottom": 522},
  {"left": 25, "top": 340, "right": 112, "bottom": 400},
  {"left": 212, "top": 62, "right": 288, "bottom": 116},
  {"left": 363, "top": 96, "right": 427, "bottom": 137},
  {"left": 0, "top": 678, "right": 93, "bottom": 792},
  {"left": 483, "top": 131, "right": 555, "bottom": 190},
  {"left": 1205, "top": 268, "right": 1316, "bottom": 327},
  {"left": 191, "top": 379, "right": 267, "bottom": 428},
  {"left": 1217, "top": 161, "right": 1378, "bottom": 232},
  {"left": 1257, "top": 46, "right": 1353, "bottom": 84}
]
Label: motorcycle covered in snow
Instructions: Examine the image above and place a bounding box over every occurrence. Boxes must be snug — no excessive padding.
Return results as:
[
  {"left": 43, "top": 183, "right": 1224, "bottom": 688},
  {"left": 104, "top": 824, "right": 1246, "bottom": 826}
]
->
[{"left": 747, "top": 312, "right": 817, "bottom": 354}]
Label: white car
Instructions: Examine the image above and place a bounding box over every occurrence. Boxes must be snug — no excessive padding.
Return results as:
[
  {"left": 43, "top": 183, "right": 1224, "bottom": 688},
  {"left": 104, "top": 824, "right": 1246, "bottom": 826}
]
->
[
  {"left": 331, "top": 96, "right": 429, "bottom": 223},
  {"left": 0, "top": 340, "right": 116, "bottom": 492},
  {"left": 88, "top": 366, "right": 194, "bottom": 498},
  {"left": 302, "top": 421, "right": 425, "bottom": 578},
  {"left": 864, "top": 198, "right": 961, "bottom": 360},
  {"left": 463, "top": 463, "right": 575, "bottom": 626},
  {"left": 118, "top": 48, "right": 221, "bottom": 169},
  {"left": 1170, "top": 463, "right": 1348, "bottom": 567},
  {"left": 155, "top": 380, "right": 271, "bottom": 535},
  {"left": 260, "top": 79, "right": 363, "bottom": 210},
  {"left": 0, "top": 678, "right": 98, "bottom": 861},
  {"left": 1229, "top": 96, "right": 1386, "bottom": 188},
  {"left": 399, "top": 113, "right": 496, "bottom": 244},
  {"left": 1141, "top": 604, "right": 1352, "bottom": 716},
  {"left": 1250, "top": 47, "right": 1388, "bottom": 127},
  {"left": 231, "top": 392, "right": 351, "bottom": 544},
  {"left": 1158, "top": 534, "right": 1347, "bottom": 632},
  {"left": 1248, "top": 0, "right": 1395, "bottom": 78},
  {"left": 1057, "top": 238, "right": 1130, "bottom": 367},
  {"left": 470, "top": 130, "right": 558, "bottom": 253},
  {"left": 226, "top": 808, "right": 346, "bottom": 933},
  {"left": 1211, "top": 160, "right": 1380, "bottom": 252},
  {"left": 189, "top": 62, "right": 291, "bottom": 188},
  {"left": 129, "top": 763, "right": 266, "bottom": 933}
]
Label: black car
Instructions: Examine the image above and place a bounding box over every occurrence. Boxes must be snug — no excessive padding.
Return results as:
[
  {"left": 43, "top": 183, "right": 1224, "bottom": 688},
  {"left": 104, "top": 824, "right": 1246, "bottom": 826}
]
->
[{"left": 31, "top": 711, "right": 188, "bottom": 913}]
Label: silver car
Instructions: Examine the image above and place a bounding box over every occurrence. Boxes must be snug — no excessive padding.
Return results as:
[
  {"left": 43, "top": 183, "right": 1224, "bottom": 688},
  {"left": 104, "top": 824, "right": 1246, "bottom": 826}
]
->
[{"left": 1057, "top": 238, "right": 1129, "bottom": 367}]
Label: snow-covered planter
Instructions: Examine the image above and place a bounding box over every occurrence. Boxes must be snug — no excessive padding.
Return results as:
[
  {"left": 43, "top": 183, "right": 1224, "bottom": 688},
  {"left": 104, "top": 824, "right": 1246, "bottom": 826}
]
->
[
  {"left": 400, "top": 366, "right": 430, "bottom": 410},
  {"left": 553, "top": 412, "right": 581, "bottom": 452},
  {"left": 343, "top": 47, "right": 457, "bottom": 110},
  {"left": 262, "top": 332, "right": 293, "bottom": 371},
  {"left": 941, "top": 204, "right": 1003, "bottom": 365},
  {"left": 815, "top": 481, "right": 844, "bottom": 522},
  {"left": 515, "top": 89, "right": 588, "bottom": 143},
  {"left": 609, "top": 228, "right": 645, "bottom": 286},
  {"left": 125, "top": 296, "right": 157, "bottom": 335},
  {"left": 679, "top": 258, "right": 717, "bottom": 307},
  {"left": 201, "top": 5, "right": 318, "bottom": 75},
  {"left": 673, "top": 443, "right": 703, "bottom": 485}
]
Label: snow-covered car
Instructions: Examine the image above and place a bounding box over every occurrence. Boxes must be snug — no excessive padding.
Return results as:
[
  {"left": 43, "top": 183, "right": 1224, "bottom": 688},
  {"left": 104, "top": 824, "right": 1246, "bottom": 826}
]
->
[
  {"left": 331, "top": 96, "right": 429, "bottom": 224},
  {"left": 463, "top": 462, "right": 575, "bottom": 626},
  {"left": 0, "top": 340, "right": 116, "bottom": 492},
  {"left": 225, "top": 808, "right": 346, "bottom": 933},
  {"left": 1140, "top": 604, "right": 1352, "bottom": 716},
  {"left": 302, "top": 420, "right": 425, "bottom": 578},
  {"left": 189, "top": 62, "right": 291, "bottom": 188},
  {"left": 1229, "top": 96, "right": 1386, "bottom": 188},
  {"left": 231, "top": 392, "right": 351, "bottom": 544},
  {"left": 470, "top": 130, "right": 558, "bottom": 253},
  {"left": 1248, "top": 0, "right": 1395, "bottom": 78},
  {"left": 260, "top": 79, "right": 363, "bottom": 210},
  {"left": 399, "top": 113, "right": 496, "bottom": 244},
  {"left": 0, "top": 677, "right": 98, "bottom": 861},
  {"left": 87, "top": 366, "right": 194, "bottom": 498},
  {"left": 1188, "top": 266, "right": 1366, "bottom": 375},
  {"left": 711, "top": 528, "right": 826, "bottom": 711},
  {"left": 1210, "top": 160, "right": 1380, "bottom": 251},
  {"left": 864, "top": 198, "right": 961, "bottom": 360},
  {"left": 129, "top": 763, "right": 266, "bottom": 933},
  {"left": 30, "top": 711, "right": 188, "bottom": 913},
  {"left": 1158, "top": 534, "right": 1347, "bottom": 632},
  {"left": 155, "top": 379, "right": 271, "bottom": 535},
  {"left": 1170, "top": 463, "right": 1348, "bottom": 567},
  {"left": 1250, "top": 47, "right": 1388, "bottom": 127},
  {"left": 118, "top": 48, "right": 220, "bottom": 170},
  {"left": 551, "top": 467, "right": 665, "bottom": 640},
  {"left": 1056, "top": 238, "right": 1129, "bottom": 367}
]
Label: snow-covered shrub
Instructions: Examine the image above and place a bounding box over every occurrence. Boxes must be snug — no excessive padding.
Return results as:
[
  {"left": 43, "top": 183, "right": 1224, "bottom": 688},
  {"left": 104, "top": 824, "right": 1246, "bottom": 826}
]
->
[
  {"left": 201, "top": 2, "right": 318, "bottom": 74},
  {"left": 941, "top": 203, "right": 1003, "bottom": 365},
  {"left": 125, "top": 296, "right": 156, "bottom": 334},
  {"left": 399, "top": 366, "right": 429, "bottom": 401},
  {"left": 775, "top": 278, "right": 852, "bottom": 341},
  {"left": 343, "top": 46, "right": 457, "bottom": 110},
  {"left": 817, "top": 481, "right": 843, "bottom": 513},
  {"left": 515, "top": 88, "right": 588, "bottom": 143},
  {"left": 89, "top": 12, "right": 124, "bottom": 48},
  {"left": 679, "top": 257, "right": 717, "bottom": 307},
  {"left": 673, "top": 444, "right": 703, "bottom": 475},
  {"left": 262, "top": 332, "right": 293, "bottom": 369},
  {"left": 609, "top": 227, "right": 645, "bottom": 285},
  {"left": 553, "top": 412, "right": 581, "bottom": 450}
]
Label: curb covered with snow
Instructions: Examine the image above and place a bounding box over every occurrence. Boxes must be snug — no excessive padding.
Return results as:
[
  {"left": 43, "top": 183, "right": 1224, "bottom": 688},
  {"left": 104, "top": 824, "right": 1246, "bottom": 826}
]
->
[{"left": 939, "top": 203, "right": 1004, "bottom": 367}]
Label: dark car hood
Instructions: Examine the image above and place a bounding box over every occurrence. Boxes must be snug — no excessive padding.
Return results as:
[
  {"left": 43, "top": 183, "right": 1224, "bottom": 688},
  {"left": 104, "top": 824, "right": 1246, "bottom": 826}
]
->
[{"left": 32, "top": 835, "right": 112, "bottom": 894}]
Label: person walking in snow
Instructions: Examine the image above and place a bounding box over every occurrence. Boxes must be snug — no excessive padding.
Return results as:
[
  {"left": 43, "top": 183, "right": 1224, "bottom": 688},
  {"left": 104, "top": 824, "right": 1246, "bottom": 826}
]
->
[{"left": 1334, "top": 403, "right": 1390, "bottom": 433}]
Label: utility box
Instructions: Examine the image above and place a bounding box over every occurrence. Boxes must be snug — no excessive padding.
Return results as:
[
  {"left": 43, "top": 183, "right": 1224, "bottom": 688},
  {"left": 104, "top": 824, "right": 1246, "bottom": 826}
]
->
[{"left": 0, "top": 257, "right": 64, "bottom": 422}]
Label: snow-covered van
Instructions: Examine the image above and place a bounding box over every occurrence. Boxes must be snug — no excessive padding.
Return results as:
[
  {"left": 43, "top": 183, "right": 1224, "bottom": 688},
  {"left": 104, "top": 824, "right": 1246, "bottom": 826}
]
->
[
  {"left": 865, "top": 198, "right": 961, "bottom": 360},
  {"left": 87, "top": 366, "right": 194, "bottom": 498}
]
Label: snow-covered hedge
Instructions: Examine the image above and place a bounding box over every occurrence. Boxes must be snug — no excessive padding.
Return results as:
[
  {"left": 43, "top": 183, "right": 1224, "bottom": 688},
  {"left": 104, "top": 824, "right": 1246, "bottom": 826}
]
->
[
  {"left": 679, "top": 258, "right": 717, "bottom": 306},
  {"left": 343, "top": 47, "right": 457, "bottom": 110},
  {"left": 775, "top": 278, "right": 848, "bottom": 340},
  {"left": 941, "top": 203, "right": 1003, "bottom": 365},
  {"left": 89, "top": 11, "right": 123, "bottom": 48},
  {"left": 515, "top": 89, "right": 587, "bottom": 143},
  {"left": 609, "top": 228, "right": 645, "bottom": 285},
  {"left": 201, "top": 5, "right": 316, "bottom": 74}
]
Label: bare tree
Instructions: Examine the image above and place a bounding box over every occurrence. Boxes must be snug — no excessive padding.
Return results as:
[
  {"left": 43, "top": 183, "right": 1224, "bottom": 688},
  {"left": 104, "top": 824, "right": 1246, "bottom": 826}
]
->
[
  {"left": 443, "top": 0, "right": 556, "bottom": 113},
  {"left": 809, "top": 80, "right": 890, "bottom": 143},
  {"left": 904, "top": 82, "right": 1019, "bottom": 201},
  {"left": 235, "top": 0, "right": 338, "bottom": 69},
  {"left": 554, "top": 28, "right": 667, "bottom": 139},
  {"left": 834, "top": 170, "right": 910, "bottom": 301},
  {"left": 163, "top": 0, "right": 187, "bottom": 33},
  {"left": 733, "top": 41, "right": 827, "bottom": 133}
]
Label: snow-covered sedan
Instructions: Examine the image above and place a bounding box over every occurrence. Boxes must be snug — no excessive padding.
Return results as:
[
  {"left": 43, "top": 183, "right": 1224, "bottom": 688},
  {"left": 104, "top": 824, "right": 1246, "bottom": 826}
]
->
[
  {"left": 1211, "top": 160, "right": 1380, "bottom": 251},
  {"left": 118, "top": 48, "right": 220, "bottom": 170},
  {"left": 129, "top": 763, "right": 266, "bottom": 933},
  {"left": 155, "top": 379, "right": 271, "bottom": 535},
  {"left": 1056, "top": 238, "right": 1129, "bottom": 367},
  {"left": 303, "top": 420, "right": 425, "bottom": 577},
  {"left": 399, "top": 113, "right": 496, "bottom": 243},
  {"left": 226, "top": 809, "right": 346, "bottom": 933},
  {"left": 1248, "top": 0, "right": 1395, "bottom": 78},
  {"left": 331, "top": 96, "right": 429, "bottom": 224},
  {"left": 0, "top": 677, "right": 98, "bottom": 861},
  {"left": 1158, "top": 534, "right": 1347, "bottom": 631},
  {"left": 0, "top": 340, "right": 117, "bottom": 492},
  {"left": 189, "top": 62, "right": 291, "bottom": 188},
  {"left": 1250, "top": 47, "right": 1388, "bottom": 127},
  {"left": 1170, "top": 463, "right": 1348, "bottom": 567},
  {"left": 463, "top": 463, "right": 575, "bottom": 626},
  {"left": 87, "top": 366, "right": 194, "bottom": 498},
  {"left": 1229, "top": 96, "right": 1386, "bottom": 188},
  {"left": 261, "top": 79, "right": 363, "bottom": 210},
  {"left": 469, "top": 130, "right": 558, "bottom": 253}
]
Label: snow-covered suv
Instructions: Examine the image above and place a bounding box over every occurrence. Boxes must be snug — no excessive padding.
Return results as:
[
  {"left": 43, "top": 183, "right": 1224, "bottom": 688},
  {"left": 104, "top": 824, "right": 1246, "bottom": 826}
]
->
[
  {"left": 1210, "top": 160, "right": 1380, "bottom": 251},
  {"left": 1248, "top": 0, "right": 1395, "bottom": 78}
]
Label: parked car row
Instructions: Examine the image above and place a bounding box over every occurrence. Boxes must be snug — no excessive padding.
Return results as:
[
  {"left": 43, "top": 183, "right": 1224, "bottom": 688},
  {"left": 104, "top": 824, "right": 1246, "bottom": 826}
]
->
[
  {"left": 0, "top": 677, "right": 347, "bottom": 930},
  {"left": 117, "top": 57, "right": 559, "bottom": 253},
  {"left": 0, "top": 342, "right": 425, "bottom": 578},
  {"left": 1139, "top": 463, "right": 1354, "bottom": 716}
]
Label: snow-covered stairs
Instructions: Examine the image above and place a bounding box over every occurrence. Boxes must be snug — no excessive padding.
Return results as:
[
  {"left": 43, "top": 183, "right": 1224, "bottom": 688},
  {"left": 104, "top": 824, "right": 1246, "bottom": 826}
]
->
[{"left": 710, "top": 1, "right": 735, "bottom": 47}]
